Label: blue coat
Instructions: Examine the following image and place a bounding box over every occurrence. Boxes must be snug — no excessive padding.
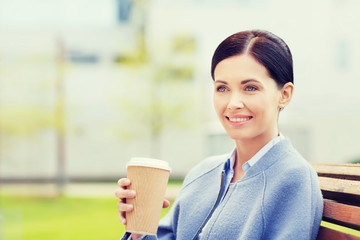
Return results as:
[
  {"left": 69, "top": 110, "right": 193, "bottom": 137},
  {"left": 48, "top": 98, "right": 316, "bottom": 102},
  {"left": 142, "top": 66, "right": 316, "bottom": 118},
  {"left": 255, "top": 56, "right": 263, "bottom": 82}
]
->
[{"left": 122, "top": 138, "right": 323, "bottom": 240}]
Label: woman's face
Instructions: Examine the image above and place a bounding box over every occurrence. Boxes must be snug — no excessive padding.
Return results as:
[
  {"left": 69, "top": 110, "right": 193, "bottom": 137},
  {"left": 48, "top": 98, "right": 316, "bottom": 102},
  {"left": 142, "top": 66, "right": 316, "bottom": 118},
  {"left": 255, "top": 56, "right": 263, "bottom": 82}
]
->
[{"left": 213, "top": 54, "right": 287, "bottom": 143}]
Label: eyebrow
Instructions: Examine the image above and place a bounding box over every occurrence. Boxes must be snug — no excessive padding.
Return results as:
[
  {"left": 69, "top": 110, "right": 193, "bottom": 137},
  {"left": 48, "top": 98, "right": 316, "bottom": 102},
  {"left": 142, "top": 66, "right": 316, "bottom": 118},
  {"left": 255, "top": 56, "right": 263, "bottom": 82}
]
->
[
  {"left": 214, "top": 80, "right": 228, "bottom": 84},
  {"left": 241, "top": 79, "right": 262, "bottom": 85},
  {"left": 214, "top": 79, "right": 262, "bottom": 85}
]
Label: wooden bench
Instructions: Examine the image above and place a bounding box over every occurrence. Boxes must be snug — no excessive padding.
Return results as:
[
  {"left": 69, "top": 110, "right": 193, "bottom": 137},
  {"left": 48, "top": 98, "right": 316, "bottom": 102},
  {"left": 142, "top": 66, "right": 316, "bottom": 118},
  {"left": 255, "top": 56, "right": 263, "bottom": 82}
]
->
[{"left": 311, "top": 163, "right": 360, "bottom": 240}]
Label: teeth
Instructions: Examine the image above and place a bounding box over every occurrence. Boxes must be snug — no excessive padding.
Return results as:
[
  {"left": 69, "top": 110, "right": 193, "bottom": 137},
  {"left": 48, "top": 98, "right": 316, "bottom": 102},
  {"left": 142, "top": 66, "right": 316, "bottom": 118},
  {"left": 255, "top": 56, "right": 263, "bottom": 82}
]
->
[{"left": 228, "top": 117, "right": 251, "bottom": 122}]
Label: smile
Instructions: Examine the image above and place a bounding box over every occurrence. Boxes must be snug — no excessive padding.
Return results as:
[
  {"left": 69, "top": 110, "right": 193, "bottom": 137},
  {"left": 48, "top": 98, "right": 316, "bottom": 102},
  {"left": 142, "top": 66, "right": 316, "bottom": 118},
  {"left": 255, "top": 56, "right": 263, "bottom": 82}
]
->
[
  {"left": 226, "top": 115, "right": 253, "bottom": 126},
  {"left": 228, "top": 117, "right": 252, "bottom": 122}
]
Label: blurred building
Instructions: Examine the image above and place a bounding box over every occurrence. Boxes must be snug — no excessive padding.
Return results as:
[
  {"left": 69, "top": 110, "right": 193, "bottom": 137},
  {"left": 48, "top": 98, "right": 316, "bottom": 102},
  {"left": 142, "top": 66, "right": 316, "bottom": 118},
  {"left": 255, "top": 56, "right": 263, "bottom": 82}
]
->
[{"left": 0, "top": 0, "right": 359, "bottom": 182}]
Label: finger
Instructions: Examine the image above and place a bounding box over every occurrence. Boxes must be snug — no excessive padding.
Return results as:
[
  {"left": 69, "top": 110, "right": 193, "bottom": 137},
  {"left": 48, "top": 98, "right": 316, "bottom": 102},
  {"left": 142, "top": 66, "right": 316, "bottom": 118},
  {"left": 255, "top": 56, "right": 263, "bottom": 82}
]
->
[
  {"left": 163, "top": 199, "right": 170, "bottom": 208},
  {"left": 117, "top": 178, "right": 131, "bottom": 187},
  {"left": 115, "top": 189, "right": 136, "bottom": 199},
  {"left": 117, "top": 201, "right": 134, "bottom": 212},
  {"left": 118, "top": 210, "right": 127, "bottom": 225},
  {"left": 117, "top": 201, "right": 134, "bottom": 225}
]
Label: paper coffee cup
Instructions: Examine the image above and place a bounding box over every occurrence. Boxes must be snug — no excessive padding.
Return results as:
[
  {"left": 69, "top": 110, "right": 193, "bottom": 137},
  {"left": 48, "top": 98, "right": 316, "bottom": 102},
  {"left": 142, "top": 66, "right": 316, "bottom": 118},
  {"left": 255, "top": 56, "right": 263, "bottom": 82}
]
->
[{"left": 125, "top": 157, "right": 171, "bottom": 235}]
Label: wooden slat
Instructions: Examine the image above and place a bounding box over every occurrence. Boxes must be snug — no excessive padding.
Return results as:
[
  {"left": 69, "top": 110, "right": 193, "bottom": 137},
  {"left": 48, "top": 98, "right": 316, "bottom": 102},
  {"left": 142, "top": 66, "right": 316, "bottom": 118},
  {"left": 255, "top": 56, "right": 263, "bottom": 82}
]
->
[
  {"left": 317, "top": 226, "right": 360, "bottom": 240},
  {"left": 311, "top": 163, "right": 360, "bottom": 176},
  {"left": 314, "top": 163, "right": 360, "bottom": 240},
  {"left": 311, "top": 163, "right": 360, "bottom": 180},
  {"left": 318, "top": 177, "right": 360, "bottom": 196},
  {"left": 323, "top": 200, "right": 360, "bottom": 230}
]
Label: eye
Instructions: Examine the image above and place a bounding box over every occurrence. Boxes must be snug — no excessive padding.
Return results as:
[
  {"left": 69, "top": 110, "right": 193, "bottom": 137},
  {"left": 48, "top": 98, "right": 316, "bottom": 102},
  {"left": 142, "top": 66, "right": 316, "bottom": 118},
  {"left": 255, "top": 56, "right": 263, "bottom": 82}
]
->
[
  {"left": 245, "top": 85, "right": 258, "bottom": 91},
  {"left": 216, "top": 86, "right": 228, "bottom": 92}
]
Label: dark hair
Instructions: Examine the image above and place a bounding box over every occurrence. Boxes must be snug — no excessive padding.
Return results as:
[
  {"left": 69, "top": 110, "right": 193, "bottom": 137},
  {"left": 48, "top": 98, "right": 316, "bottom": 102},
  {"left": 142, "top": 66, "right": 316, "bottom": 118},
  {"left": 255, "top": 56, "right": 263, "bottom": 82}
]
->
[{"left": 211, "top": 30, "right": 293, "bottom": 88}]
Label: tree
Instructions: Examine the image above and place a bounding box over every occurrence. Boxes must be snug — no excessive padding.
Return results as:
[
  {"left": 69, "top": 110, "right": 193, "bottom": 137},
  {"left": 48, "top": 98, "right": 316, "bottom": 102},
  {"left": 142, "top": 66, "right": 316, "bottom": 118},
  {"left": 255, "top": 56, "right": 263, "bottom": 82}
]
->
[
  {"left": 0, "top": 37, "right": 67, "bottom": 195},
  {"left": 114, "top": 28, "right": 197, "bottom": 158}
]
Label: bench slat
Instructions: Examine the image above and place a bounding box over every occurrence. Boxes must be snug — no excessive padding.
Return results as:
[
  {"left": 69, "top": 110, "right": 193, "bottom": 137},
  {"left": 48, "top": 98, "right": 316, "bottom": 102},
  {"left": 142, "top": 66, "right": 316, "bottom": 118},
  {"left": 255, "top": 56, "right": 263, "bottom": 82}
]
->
[
  {"left": 313, "top": 163, "right": 360, "bottom": 240},
  {"left": 323, "top": 200, "right": 360, "bottom": 230},
  {"left": 318, "top": 177, "right": 360, "bottom": 196},
  {"left": 317, "top": 226, "right": 360, "bottom": 240},
  {"left": 311, "top": 163, "right": 360, "bottom": 180}
]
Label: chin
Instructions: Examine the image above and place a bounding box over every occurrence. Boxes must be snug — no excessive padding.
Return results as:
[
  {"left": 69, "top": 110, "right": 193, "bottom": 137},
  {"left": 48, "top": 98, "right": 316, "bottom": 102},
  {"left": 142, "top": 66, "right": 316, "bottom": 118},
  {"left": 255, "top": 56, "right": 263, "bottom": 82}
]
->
[{"left": 225, "top": 131, "right": 252, "bottom": 141}]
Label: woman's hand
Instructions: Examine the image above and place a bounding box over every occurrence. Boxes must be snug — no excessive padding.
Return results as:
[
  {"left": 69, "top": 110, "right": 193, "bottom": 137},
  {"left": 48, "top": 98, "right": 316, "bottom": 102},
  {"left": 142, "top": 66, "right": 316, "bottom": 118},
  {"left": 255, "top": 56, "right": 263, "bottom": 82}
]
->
[
  {"left": 115, "top": 178, "right": 136, "bottom": 225},
  {"left": 115, "top": 178, "right": 170, "bottom": 239}
]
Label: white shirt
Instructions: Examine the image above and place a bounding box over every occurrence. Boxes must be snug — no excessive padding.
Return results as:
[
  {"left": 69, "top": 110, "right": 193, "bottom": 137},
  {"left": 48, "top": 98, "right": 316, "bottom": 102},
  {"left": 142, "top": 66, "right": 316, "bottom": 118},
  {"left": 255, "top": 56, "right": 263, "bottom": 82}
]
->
[{"left": 231, "top": 133, "right": 285, "bottom": 172}]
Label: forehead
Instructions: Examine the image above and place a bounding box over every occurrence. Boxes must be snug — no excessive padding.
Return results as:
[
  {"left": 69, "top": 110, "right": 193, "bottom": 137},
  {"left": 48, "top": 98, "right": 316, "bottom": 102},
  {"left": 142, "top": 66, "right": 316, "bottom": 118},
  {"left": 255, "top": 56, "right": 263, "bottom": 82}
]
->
[{"left": 214, "top": 54, "right": 272, "bottom": 82}]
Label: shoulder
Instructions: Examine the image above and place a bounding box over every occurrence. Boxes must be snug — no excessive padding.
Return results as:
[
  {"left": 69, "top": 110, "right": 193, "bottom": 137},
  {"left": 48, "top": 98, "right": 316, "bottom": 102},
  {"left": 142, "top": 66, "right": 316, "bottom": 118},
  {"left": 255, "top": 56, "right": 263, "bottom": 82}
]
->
[
  {"left": 182, "top": 153, "right": 228, "bottom": 187},
  {"left": 264, "top": 139, "right": 319, "bottom": 190},
  {"left": 279, "top": 141, "right": 317, "bottom": 178},
  {"left": 262, "top": 140, "right": 323, "bottom": 212}
]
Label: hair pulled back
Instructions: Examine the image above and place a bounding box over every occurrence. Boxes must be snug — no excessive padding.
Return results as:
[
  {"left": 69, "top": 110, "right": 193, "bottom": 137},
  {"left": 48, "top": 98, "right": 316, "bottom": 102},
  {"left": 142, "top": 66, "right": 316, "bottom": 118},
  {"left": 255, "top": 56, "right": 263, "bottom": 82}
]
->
[{"left": 211, "top": 30, "right": 293, "bottom": 88}]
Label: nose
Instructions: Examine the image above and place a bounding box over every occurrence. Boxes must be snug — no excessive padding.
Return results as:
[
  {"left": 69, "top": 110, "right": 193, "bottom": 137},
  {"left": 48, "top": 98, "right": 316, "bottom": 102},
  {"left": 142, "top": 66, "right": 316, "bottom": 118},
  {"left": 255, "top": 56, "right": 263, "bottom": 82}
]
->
[{"left": 227, "top": 92, "right": 245, "bottom": 110}]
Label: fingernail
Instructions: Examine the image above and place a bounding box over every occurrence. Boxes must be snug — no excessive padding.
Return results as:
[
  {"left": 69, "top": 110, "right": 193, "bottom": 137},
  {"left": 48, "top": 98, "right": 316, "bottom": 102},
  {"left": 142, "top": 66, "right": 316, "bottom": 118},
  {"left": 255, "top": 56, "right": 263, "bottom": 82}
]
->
[
  {"left": 127, "top": 205, "right": 133, "bottom": 211},
  {"left": 127, "top": 190, "right": 135, "bottom": 197}
]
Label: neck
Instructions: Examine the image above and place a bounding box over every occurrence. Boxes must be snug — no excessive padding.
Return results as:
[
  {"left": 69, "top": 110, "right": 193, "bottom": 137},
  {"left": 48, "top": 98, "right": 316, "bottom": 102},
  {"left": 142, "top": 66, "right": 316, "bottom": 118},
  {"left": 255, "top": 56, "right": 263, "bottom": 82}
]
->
[{"left": 234, "top": 130, "right": 278, "bottom": 171}]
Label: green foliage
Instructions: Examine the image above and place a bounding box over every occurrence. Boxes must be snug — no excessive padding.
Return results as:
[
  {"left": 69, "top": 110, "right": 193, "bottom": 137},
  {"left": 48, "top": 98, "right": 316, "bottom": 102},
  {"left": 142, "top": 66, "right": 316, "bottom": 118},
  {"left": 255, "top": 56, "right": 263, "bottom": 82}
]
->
[
  {"left": 114, "top": 29, "right": 148, "bottom": 67},
  {"left": 113, "top": 79, "right": 197, "bottom": 143},
  {"left": 172, "top": 35, "right": 196, "bottom": 54},
  {"left": 113, "top": 48, "right": 147, "bottom": 66},
  {"left": 112, "top": 34, "right": 197, "bottom": 145},
  {"left": 350, "top": 157, "right": 360, "bottom": 164},
  {"left": 0, "top": 106, "right": 58, "bottom": 136},
  {"left": 154, "top": 65, "right": 194, "bottom": 83}
]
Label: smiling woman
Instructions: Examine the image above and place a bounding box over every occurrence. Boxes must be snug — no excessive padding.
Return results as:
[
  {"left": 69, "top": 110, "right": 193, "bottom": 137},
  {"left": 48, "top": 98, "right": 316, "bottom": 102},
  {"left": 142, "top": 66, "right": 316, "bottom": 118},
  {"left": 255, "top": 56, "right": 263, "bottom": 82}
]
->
[
  {"left": 212, "top": 54, "right": 294, "bottom": 174},
  {"left": 115, "top": 30, "right": 324, "bottom": 240}
]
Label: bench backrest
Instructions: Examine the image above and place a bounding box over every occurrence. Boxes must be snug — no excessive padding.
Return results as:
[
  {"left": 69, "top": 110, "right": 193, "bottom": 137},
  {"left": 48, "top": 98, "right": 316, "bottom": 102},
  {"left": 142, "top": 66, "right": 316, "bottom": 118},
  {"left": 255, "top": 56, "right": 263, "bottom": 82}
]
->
[{"left": 311, "top": 163, "right": 360, "bottom": 240}]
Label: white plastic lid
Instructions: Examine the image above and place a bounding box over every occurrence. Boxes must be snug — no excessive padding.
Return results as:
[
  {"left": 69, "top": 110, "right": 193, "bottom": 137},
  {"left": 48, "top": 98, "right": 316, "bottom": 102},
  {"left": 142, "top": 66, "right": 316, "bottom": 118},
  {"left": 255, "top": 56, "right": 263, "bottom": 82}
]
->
[{"left": 127, "top": 157, "right": 171, "bottom": 172}]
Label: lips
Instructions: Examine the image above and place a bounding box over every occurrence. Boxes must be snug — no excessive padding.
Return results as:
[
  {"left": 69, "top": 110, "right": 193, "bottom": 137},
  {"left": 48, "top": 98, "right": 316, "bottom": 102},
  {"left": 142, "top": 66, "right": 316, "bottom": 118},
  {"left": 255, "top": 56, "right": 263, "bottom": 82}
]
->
[
  {"left": 225, "top": 115, "right": 253, "bottom": 126},
  {"left": 228, "top": 116, "right": 252, "bottom": 122}
]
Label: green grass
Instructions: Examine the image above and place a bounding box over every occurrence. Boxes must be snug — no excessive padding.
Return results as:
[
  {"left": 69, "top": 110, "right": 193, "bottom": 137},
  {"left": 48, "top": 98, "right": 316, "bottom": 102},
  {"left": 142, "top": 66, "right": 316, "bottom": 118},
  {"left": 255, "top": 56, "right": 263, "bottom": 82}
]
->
[
  {"left": 0, "top": 195, "right": 171, "bottom": 240},
  {"left": 2, "top": 194, "right": 359, "bottom": 239}
]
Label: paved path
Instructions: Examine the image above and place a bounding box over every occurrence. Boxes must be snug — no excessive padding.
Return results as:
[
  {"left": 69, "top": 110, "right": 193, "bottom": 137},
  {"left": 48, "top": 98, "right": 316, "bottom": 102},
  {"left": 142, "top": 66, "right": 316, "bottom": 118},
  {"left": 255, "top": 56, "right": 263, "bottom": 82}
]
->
[{"left": 0, "top": 183, "right": 182, "bottom": 200}]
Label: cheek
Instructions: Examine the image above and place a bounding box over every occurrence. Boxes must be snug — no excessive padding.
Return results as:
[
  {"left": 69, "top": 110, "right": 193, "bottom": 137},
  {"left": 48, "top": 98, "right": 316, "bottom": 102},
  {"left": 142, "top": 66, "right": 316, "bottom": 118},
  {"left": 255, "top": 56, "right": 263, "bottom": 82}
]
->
[
  {"left": 256, "top": 95, "right": 280, "bottom": 118},
  {"left": 213, "top": 95, "right": 226, "bottom": 115},
  {"left": 247, "top": 95, "right": 277, "bottom": 117}
]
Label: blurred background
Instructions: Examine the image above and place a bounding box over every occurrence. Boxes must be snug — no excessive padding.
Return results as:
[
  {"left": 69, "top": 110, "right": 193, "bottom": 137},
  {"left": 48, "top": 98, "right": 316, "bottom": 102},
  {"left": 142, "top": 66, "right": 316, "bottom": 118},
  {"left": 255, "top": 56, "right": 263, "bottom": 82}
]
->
[{"left": 0, "top": 0, "right": 359, "bottom": 239}]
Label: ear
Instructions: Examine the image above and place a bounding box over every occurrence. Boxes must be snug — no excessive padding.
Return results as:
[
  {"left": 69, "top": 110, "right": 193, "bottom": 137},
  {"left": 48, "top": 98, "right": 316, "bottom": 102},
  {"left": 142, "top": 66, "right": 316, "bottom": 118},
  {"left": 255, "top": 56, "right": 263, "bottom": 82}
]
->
[{"left": 278, "top": 82, "right": 294, "bottom": 109}]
